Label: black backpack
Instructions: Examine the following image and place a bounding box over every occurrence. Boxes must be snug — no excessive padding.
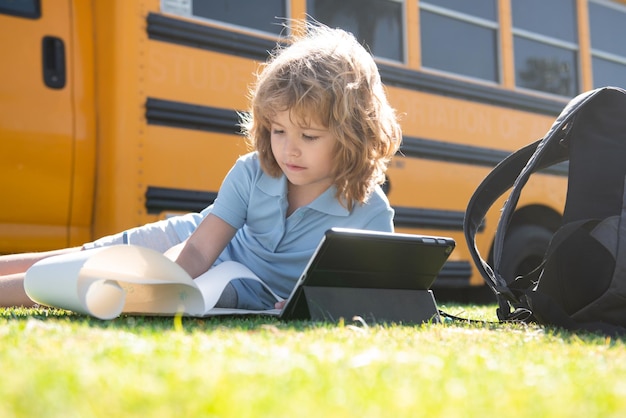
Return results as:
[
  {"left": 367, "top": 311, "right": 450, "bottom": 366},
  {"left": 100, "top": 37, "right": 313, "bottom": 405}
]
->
[{"left": 464, "top": 86, "right": 626, "bottom": 336}]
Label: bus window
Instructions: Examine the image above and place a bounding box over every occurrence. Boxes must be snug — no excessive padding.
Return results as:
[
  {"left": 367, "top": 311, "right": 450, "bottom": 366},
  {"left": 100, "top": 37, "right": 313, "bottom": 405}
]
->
[
  {"left": 420, "top": 0, "right": 499, "bottom": 82},
  {"left": 0, "top": 0, "right": 40, "bottom": 18},
  {"left": 423, "top": 0, "right": 497, "bottom": 19},
  {"left": 589, "top": 0, "right": 626, "bottom": 88},
  {"left": 161, "top": 0, "right": 287, "bottom": 35},
  {"left": 307, "top": 0, "right": 404, "bottom": 62},
  {"left": 511, "top": 0, "right": 578, "bottom": 96}
]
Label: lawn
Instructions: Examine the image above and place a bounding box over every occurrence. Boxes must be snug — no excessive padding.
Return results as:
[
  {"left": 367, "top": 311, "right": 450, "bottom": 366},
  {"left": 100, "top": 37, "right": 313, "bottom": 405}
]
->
[{"left": 2, "top": 304, "right": 625, "bottom": 418}]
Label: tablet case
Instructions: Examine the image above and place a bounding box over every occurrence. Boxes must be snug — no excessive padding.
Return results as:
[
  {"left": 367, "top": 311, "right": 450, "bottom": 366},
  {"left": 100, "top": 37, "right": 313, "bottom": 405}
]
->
[{"left": 280, "top": 228, "right": 455, "bottom": 324}]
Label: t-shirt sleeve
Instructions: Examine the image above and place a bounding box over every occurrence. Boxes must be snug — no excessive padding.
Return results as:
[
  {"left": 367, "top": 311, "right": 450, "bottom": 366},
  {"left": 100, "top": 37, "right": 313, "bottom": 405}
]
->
[
  {"left": 362, "top": 205, "right": 395, "bottom": 232},
  {"left": 210, "top": 154, "right": 258, "bottom": 230},
  {"left": 349, "top": 185, "right": 395, "bottom": 233}
]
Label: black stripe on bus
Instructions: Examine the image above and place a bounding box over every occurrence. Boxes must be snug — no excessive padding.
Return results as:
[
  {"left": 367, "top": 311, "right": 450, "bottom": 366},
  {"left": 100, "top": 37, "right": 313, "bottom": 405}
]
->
[
  {"left": 145, "top": 12, "right": 566, "bottom": 116},
  {"left": 147, "top": 13, "right": 276, "bottom": 61},
  {"left": 145, "top": 186, "right": 468, "bottom": 231},
  {"left": 393, "top": 206, "right": 465, "bottom": 230},
  {"left": 400, "top": 137, "right": 569, "bottom": 176},
  {"left": 379, "top": 64, "right": 566, "bottom": 116},
  {"left": 146, "top": 98, "right": 240, "bottom": 134},
  {"left": 435, "top": 261, "right": 474, "bottom": 288},
  {"left": 400, "top": 137, "right": 508, "bottom": 167},
  {"left": 145, "top": 187, "right": 217, "bottom": 214},
  {"left": 145, "top": 98, "right": 568, "bottom": 176}
]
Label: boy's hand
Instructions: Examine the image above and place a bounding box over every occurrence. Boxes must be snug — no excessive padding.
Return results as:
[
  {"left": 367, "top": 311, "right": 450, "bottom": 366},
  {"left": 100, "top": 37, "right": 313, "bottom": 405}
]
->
[{"left": 275, "top": 300, "right": 286, "bottom": 310}]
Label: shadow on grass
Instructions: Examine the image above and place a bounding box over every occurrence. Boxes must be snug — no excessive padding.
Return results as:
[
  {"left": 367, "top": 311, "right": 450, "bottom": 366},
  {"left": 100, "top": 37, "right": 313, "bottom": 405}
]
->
[
  {"left": 0, "top": 304, "right": 521, "bottom": 336},
  {"left": 4, "top": 306, "right": 621, "bottom": 342},
  {"left": 0, "top": 305, "right": 344, "bottom": 333}
]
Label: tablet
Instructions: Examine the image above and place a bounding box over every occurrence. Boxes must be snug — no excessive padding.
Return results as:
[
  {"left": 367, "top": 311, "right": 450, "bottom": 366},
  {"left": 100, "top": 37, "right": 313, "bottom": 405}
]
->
[{"left": 279, "top": 227, "right": 455, "bottom": 322}]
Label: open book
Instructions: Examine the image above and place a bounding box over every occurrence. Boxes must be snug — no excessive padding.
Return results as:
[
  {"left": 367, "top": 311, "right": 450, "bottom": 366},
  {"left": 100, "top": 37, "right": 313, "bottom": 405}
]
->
[{"left": 24, "top": 245, "right": 282, "bottom": 320}]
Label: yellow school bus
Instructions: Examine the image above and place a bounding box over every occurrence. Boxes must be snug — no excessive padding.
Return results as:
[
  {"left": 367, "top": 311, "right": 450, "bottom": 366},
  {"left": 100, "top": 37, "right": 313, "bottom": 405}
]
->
[{"left": 1, "top": 0, "right": 625, "bottom": 295}]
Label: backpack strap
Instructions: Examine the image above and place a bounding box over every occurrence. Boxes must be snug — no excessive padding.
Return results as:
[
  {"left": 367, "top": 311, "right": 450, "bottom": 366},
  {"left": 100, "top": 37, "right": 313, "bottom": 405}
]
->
[{"left": 463, "top": 87, "right": 612, "bottom": 321}]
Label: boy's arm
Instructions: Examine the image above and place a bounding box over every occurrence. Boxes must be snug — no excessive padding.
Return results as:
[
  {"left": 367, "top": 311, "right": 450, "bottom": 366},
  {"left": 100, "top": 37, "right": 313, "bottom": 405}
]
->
[{"left": 171, "top": 213, "right": 236, "bottom": 279}]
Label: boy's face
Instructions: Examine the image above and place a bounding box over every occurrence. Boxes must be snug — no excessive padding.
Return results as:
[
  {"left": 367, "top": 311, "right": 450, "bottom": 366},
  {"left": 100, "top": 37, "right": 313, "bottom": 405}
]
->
[{"left": 270, "top": 110, "right": 335, "bottom": 198}]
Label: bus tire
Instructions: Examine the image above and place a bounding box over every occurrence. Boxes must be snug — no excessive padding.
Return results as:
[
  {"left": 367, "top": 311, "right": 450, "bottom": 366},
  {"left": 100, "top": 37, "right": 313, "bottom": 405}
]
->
[{"left": 499, "top": 224, "right": 553, "bottom": 284}]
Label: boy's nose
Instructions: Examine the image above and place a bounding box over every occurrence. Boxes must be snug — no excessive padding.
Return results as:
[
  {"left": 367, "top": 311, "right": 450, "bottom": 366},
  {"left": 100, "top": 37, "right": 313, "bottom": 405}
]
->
[{"left": 283, "top": 137, "right": 301, "bottom": 157}]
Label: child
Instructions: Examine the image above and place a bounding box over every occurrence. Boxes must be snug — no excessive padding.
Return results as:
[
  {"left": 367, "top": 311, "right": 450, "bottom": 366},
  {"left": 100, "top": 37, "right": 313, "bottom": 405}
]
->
[{"left": 0, "top": 23, "right": 401, "bottom": 310}]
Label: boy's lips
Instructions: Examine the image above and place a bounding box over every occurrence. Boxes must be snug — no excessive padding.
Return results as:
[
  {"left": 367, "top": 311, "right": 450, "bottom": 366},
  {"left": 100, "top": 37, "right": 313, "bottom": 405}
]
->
[{"left": 285, "top": 163, "right": 305, "bottom": 171}]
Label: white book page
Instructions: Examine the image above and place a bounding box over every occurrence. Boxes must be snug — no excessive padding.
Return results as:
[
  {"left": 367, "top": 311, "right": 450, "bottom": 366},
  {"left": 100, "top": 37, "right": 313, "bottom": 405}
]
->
[
  {"left": 25, "top": 245, "right": 204, "bottom": 319},
  {"left": 194, "top": 261, "right": 282, "bottom": 316},
  {"left": 24, "top": 245, "right": 283, "bottom": 319}
]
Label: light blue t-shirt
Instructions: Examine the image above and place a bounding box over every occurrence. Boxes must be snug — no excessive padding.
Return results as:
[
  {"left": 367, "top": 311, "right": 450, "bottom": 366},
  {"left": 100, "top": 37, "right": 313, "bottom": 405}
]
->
[{"left": 175, "top": 152, "right": 394, "bottom": 309}]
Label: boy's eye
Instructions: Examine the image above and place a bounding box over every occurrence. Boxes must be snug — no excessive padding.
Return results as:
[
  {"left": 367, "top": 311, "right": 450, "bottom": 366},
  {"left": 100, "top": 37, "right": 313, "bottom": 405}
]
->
[
  {"left": 302, "top": 134, "right": 318, "bottom": 141},
  {"left": 272, "top": 129, "right": 284, "bottom": 135}
]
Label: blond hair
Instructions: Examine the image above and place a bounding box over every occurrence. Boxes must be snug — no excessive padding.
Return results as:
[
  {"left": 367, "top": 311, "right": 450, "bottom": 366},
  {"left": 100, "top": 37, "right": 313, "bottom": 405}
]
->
[{"left": 240, "top": 23, "right": 401, "bottom": 209}]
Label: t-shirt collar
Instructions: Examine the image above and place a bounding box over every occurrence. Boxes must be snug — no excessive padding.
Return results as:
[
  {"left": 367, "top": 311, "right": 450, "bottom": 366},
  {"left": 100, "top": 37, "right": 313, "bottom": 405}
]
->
[{"left": 258, "top": 172, "right": 349, "bottom": 216}]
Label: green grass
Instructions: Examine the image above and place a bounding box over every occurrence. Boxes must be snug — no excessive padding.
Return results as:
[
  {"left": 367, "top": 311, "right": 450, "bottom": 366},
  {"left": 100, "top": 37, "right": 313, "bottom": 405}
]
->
[{"left": 2, "top": 304, "right": 626, "bottom": 418}]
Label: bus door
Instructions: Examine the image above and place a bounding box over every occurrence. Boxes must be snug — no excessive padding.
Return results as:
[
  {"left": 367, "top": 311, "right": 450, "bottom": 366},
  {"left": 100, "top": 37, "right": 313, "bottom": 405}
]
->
[{"left": 0, "top": 0, "right": 75, "bottom": 250}]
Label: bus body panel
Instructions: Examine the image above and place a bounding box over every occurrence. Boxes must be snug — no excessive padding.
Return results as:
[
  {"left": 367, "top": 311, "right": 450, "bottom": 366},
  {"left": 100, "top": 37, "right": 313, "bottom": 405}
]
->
[{"left": 0, "top": 0, "right": 77, "bottom": 251}]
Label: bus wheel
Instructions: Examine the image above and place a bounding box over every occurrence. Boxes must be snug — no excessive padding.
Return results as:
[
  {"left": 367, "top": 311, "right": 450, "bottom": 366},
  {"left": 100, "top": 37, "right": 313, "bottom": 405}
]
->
[{"left": 499, "top": 224, "right": 553, "bottom": 284}]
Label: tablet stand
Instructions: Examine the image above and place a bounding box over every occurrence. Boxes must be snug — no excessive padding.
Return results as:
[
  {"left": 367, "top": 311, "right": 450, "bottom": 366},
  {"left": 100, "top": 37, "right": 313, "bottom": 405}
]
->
[{"left": 282, "top": 286, "right": 441, "bottom": 324}]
